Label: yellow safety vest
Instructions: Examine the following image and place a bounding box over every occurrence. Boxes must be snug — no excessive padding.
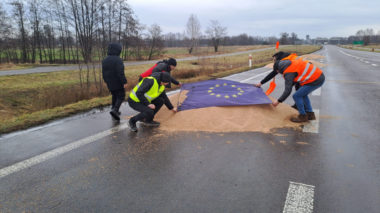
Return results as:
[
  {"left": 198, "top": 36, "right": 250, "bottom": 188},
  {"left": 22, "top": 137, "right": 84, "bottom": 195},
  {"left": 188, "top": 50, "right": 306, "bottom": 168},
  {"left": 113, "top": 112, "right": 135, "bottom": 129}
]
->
[{"left": 129, "top": 77, "right": 165, "bottom": 103}]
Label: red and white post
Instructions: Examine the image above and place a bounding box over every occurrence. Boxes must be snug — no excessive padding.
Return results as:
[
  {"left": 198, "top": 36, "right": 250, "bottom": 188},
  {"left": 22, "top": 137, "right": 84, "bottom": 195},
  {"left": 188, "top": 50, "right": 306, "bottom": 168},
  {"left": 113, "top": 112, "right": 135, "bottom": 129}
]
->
[{"left": 249, "top": 54, "right": 252, "bottom": 68}]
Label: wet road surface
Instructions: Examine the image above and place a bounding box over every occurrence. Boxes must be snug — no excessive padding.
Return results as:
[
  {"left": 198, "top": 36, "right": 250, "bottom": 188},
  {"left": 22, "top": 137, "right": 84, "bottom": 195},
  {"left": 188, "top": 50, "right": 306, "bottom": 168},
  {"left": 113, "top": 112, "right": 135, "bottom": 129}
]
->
[{"left": 0, "top": 45, "right": 379, "bottom": 212}]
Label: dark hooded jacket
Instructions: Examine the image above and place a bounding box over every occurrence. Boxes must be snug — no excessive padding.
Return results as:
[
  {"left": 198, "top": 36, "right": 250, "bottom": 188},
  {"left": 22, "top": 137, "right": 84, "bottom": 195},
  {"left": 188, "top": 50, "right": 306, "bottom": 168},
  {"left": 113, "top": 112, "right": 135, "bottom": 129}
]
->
[
  {"left": 132, "top": 72, "right": 174, "bottom": 109},
  {"left": 151, "top": 60, "right": 179, "bottom": 88},
  {"left": 102, "top": 43, "right": 127, "bottom": 91}
]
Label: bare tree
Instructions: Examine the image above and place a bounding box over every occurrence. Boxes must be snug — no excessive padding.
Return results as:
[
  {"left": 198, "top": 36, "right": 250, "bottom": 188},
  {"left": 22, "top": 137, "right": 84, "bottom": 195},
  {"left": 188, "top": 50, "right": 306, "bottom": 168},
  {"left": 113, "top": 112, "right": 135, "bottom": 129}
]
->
[
  {"left": 356, "top": 28, "right": 375, "bottom": 45},
  {"left": 205, "top": 20, "right": 227, "bottom": 52},
  {"left": 0, "top": 2, "right": 13, "bottom": 63},
  {"left": 121, "top": 11, "right": 142, "bottom": 60},
  {"left": 11, "top": 0, "right": 29, "bottom": 63},
  {"left": 147, "top": 23, "right": 163, "bottom": 60},
  {"left": 67, "top": 0, "right": 98, "bottom": 63},
  {"left": 280, "top": 32, "right": 289, "bottom": 45},
  {"left": 290, "top": 32, "right": 298, "bottom": 44},
  {"left": 52, "top": 0, "right": 70, "bottom": 64},
  {"left": 186, "top": 14, "right": 201, "bottom": 54}
]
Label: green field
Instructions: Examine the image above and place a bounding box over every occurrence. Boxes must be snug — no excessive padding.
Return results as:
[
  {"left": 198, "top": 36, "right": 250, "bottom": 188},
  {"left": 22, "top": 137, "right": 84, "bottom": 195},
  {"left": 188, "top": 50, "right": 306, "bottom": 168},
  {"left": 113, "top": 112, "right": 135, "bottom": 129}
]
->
[{"left": 0, "top": 45, "right": 321, "bottom": 134}]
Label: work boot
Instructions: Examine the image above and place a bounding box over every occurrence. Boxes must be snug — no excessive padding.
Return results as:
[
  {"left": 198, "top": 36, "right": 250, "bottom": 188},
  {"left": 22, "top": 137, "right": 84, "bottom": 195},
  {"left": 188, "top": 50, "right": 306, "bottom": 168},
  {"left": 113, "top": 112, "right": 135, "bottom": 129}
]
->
[
  {"left": 128, "top": 119, "right": 138, "bottom": 132},
  {"left": 142, "top": 120, "right": 160, "bottom": 127},
  {"left": 307, "top": 112, "right": 316, "bottom": 120},
  {"left": 110, "top": 110, "right": 120, "bottom": 120},
  {"left": 290, "top": 114, "right": 308, "bottom": 123}
]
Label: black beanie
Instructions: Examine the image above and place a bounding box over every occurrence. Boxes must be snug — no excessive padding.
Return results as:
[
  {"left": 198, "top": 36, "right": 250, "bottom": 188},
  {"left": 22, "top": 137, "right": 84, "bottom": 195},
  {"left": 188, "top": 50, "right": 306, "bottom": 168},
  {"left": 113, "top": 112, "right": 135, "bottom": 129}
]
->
[
  {"left": 272, "top": 51, "right": 290, "bottom": 60},
  {"left": 160, "top": 72, "right": 171, "bottom": 83},
  {"left": 167, "top": 58, "right": 177, "bottom": 67}
]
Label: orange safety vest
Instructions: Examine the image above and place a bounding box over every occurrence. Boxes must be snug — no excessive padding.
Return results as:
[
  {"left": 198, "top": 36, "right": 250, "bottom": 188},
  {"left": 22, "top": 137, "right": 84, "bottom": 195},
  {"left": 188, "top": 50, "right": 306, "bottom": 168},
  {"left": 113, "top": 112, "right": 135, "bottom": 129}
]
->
[{"left": 281, "top": 54, "right": 323, "bottom": 86}]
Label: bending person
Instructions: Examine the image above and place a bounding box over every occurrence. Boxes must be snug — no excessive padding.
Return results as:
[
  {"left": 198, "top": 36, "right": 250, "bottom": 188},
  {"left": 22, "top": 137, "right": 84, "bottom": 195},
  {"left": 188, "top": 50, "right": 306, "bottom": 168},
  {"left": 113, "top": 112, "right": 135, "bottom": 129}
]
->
[
  {"left": 255, "top": 51, "right": 300, "bottom": 109},
  {"left": 128, "top": 72, "right": 177, "bottom": 132},
  {"left": 271, "top": 54, "right": 325, "bottom": 123}
]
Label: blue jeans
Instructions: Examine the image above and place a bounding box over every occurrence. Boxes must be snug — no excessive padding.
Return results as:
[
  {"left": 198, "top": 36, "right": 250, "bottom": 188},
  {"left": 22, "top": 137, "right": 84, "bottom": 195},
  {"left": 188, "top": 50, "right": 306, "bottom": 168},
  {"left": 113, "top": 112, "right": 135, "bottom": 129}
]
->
[{"left": 292, "top": 79, "right": 325, "bottom": 115}]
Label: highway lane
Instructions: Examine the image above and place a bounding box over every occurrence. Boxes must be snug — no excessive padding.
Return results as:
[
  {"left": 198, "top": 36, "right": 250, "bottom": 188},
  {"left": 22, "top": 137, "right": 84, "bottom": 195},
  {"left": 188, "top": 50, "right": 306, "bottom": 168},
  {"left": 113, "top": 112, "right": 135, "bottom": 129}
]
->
[{"left": 0, "top": 45, "right": 379, "bottom": 212}]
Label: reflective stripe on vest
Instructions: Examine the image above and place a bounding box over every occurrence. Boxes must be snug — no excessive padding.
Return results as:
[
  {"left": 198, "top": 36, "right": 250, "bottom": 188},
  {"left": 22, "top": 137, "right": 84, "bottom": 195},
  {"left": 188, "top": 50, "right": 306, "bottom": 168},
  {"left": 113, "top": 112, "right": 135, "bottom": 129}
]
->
[
  {"left": 129, "top": 77, "right": 165, "bottom": 103},
  {"left": 296, "top": 62, "right": 311, "bottom": 82},
  {"left": 300, "top": 65, "right": 318, "bottom": 84},
  {"left": 131, "top": 84, "right": 154, "bottom": 101},
  {"left": 282, "top": 58, "right": 323, "bottom": 86}
]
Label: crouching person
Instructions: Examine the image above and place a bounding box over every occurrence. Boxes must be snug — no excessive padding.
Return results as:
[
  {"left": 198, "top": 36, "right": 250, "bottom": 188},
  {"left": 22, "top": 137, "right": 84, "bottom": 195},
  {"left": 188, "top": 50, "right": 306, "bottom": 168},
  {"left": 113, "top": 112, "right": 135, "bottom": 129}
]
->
[{"left": 127, "top": 72, "right": 177, "bottom": 132}]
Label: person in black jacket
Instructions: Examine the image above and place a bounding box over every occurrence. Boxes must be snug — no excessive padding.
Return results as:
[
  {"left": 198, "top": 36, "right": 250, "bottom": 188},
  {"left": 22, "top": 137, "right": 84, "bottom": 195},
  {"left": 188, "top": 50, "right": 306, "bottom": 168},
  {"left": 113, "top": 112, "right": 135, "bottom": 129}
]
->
[
  {"left": 128, "top": 72, "right": 177, "bottom": 132},
  {"left": 102, "top": 43, "right": 127, "bottom": 121},
  {"left": 139, "top": 58, "right": 181, "bottom": 88}
]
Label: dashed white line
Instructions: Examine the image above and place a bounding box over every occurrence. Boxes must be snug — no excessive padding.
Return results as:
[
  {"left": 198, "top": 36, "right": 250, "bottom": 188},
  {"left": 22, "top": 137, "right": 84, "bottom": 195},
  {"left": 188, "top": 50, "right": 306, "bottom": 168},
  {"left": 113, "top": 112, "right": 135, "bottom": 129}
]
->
[
  {"left": 311, "top": 88, "right": 321, "bottom": 96},
  {"left": 240, "top": 70, "right": 272, "bottom": 83},
  {"left": 372, "top": 64, "right": 378, "bottom": 67},
  {"left": 283, "top": 182, "right": 315, "bottom": 213},
  {"left": 303, "top": 109, "right": 320, "bottom": 133}
]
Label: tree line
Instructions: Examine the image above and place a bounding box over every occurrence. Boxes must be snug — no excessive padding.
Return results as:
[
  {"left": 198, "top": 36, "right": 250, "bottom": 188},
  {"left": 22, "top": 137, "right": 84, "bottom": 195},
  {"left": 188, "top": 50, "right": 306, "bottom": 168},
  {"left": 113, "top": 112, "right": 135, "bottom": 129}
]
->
[
  {"left": 0, "top": 0, "right": 162, "bottom": 64},
  {"left": 0, "top": 1, "right": 286, "bottom": 65},
  {"left": 2, "top": 0, "right": 379, "bottom": 65}
]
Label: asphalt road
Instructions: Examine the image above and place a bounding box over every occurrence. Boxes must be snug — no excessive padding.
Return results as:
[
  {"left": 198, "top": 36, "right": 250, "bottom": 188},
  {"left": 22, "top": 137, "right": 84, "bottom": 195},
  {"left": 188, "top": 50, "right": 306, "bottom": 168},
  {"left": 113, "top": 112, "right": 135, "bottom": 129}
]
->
[
  {"left": 0, "top": 45, "right": 379, "bottom": 212},
  {"left": 0, "top": 47, "right": 274, "bottom": 76}
]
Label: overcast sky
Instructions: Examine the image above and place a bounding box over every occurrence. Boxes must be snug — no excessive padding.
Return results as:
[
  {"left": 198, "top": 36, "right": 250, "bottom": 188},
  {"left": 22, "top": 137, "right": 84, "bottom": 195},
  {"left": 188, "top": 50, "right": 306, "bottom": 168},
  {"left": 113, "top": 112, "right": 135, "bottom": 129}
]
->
[{"left": 128, "top": 0, "right": 380, "bottom": 39}]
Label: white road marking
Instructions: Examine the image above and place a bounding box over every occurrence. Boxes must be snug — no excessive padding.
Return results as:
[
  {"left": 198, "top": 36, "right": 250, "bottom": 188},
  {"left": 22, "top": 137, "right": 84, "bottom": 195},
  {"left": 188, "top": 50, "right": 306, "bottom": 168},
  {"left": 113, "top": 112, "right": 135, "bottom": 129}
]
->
[
  {"left": 240, "top": 70, "right": 272, "bottom": 83},
  {"left": 283, "top": 182, "right": 315, "bottom": 213},
  {"left": 364, "top": 61, "right": 370, "bottom": 63},
  {"left": 303, "top": 109, "right": 320, "bottom": 133},
  {"left": 311, "top": 88, "right": 321, "bottom": 96},
  {"left": 0, "top": 123, "right": 129, "bottom": 179},
  {"left": 372, "top": 64, "right": 378, "bottom": 67}
]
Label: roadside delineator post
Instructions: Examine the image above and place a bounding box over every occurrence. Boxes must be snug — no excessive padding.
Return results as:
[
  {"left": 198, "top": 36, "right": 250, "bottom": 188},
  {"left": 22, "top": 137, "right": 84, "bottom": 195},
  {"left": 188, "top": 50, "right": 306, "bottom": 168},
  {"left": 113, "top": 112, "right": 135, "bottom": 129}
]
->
[{"left": 249, "top": 54, "right": 252, "bottom": 67}]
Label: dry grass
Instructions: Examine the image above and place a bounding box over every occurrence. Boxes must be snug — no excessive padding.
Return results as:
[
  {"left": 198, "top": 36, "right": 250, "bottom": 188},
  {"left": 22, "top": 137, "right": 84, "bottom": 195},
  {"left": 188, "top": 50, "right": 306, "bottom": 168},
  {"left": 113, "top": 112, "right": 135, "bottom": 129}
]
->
[
  {"left": 163, "top": 45, "right": 270, "bottom": 58},
  {"left": 340, "top": 45, "right": 380, "bottom": 53}
]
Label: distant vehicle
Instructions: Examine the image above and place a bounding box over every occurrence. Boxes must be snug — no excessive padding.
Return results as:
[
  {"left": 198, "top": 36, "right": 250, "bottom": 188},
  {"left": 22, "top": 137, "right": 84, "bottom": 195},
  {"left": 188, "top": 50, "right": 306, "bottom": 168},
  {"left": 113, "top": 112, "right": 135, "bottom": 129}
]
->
[{"left": 324, "top": 42, "right": 328, "bottom": 45}]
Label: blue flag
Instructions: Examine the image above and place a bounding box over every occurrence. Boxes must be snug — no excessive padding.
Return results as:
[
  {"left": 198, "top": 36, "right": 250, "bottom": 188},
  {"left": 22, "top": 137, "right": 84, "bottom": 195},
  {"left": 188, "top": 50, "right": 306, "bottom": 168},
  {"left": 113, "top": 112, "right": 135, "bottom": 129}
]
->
[{"left": 178, "top": 79, "right": 272, "bottom": 111}]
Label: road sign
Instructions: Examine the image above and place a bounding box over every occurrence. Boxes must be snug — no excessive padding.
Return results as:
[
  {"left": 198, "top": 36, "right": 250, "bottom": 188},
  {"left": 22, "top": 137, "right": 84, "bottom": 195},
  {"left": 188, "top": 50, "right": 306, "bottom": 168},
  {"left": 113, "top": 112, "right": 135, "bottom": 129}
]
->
[{"left": 353, "top": 41, "right": 364, "bottom": 45}]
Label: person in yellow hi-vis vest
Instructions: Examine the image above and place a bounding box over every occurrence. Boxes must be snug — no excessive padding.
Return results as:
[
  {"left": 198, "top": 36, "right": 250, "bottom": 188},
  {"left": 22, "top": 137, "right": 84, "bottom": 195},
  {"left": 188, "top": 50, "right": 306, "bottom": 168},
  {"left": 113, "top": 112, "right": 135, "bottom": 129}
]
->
[{"left": 127, "top": 72, "right": 177, "bottom": 132}]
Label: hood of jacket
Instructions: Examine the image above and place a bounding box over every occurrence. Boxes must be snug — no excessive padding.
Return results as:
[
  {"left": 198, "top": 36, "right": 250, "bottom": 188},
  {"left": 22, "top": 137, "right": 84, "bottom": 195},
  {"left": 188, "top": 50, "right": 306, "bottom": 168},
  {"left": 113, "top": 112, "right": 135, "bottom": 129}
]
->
[
  {"left": 150, "top": 71, "right": 171, "bottom": 84},
  {"left": 107, "top": 43, "right": 122, "bottom": 56}
]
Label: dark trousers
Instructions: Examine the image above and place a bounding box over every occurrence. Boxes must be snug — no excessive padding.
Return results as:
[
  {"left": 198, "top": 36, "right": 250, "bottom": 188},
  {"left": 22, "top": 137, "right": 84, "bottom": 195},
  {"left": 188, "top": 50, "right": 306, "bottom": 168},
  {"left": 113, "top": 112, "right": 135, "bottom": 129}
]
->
[
  {"left": 128, "top": 97, "right": 164, "bottom": 122},
  {"left": 110, "top": 88, "right": 125, "bottom": 112}
]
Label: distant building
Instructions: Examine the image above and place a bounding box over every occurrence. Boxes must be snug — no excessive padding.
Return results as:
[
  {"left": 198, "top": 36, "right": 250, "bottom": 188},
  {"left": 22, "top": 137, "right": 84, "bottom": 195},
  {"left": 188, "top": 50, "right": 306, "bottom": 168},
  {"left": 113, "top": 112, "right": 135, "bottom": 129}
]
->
[
  {"left": 313, "top": 37, "right": 329, "bottom": 45},
  {"left": 329, "top": 37, "right": 347, "bottom": 45}
]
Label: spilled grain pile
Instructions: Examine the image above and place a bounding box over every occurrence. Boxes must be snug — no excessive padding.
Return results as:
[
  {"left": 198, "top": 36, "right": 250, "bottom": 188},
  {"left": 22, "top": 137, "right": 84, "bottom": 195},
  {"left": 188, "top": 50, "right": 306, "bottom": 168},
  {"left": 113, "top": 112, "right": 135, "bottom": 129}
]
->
[
  {"left": 124, "top": 54, "right": 327, "bottom": 133},
  {"left": 152, "top": 91, "right": 301, "bottom": 133}
]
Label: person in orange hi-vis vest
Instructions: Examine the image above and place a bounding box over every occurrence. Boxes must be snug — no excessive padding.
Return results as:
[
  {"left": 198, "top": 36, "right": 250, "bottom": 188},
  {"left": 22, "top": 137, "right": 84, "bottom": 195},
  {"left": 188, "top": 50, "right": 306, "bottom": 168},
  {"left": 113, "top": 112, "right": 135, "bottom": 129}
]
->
[
  {"left": 271, "top": 53, "right": 325, "bottom": 122},
  {"left": 255, "top": 52, "right": 301, "bottom": 110}
]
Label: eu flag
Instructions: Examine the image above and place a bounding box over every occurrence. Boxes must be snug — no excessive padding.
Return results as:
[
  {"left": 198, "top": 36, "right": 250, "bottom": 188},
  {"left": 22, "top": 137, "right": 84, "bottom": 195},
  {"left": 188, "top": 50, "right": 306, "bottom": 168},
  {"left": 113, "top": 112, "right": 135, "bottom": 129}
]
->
[{"left": 179, "top": 79, "right": 271, "bottom": 111}]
